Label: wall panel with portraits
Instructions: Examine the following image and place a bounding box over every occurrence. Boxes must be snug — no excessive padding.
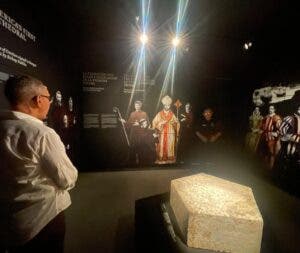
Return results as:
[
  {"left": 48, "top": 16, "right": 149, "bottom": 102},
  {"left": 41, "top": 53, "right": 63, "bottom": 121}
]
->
[
  {"left": 81, "top": 71, "right": 197, "bottom": 169},
  {"left": 246, "top": 84, "right": 300, "bottom": 196}
]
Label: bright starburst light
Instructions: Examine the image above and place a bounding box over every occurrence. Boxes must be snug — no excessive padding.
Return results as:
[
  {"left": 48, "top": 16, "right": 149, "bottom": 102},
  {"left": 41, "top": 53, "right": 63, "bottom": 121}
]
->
[
  {"left": 156, "top": 0, "right": 189, "bottom": 111},
  {"left": 126, "top": 0, "right": 151, "bottom": 116},
  {"left": 140, "top": 33, "right": 148, "bottom": 44}
]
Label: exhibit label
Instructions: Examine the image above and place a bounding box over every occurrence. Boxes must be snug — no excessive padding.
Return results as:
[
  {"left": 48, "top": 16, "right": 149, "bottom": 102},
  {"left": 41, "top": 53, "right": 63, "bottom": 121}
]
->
[{"left": 0, "top": 46, "right": 37, "bottom": 68}]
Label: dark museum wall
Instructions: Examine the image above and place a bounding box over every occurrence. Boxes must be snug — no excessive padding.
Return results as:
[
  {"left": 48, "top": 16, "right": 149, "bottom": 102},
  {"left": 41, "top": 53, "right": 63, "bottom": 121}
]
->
[
  {"left": 78, "top": 1, "right": 300, "bottom": 169},
  {"left": 1, "top": 0, "right": 300, "bottom": 170},
  {"left": 0, "top": 0, "right": 81, "bottom": 165},
  {"left": 0, "top": 1, "right": 81, "bottom": 98}
]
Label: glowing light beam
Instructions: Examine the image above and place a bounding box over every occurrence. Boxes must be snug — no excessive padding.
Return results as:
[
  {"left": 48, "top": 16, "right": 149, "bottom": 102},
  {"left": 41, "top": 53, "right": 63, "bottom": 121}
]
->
[
  {"left": 126, "top": 0, "right": 151, "bottom": 116},
  {"left": 156, "top": 50, "right": 176, "bottom": 111},
  {"left": 176, "top": 0, "right": 189, "bottom": 35},
  {"left": 156, "top": 0, "right": 189, "bottom": 109}
]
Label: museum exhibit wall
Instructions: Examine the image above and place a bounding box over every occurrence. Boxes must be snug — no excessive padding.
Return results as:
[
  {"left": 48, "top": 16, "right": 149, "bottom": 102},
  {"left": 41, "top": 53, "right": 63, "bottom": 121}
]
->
[
  {"left": 78, "top": 1, "right": 300, "bottom": 170},
  {"left": 0, "top": 2, "right": 81, "bottom": 165},
  {"left": 2, "top": 1, "right": 299, "bottom": 171},
  {"left": 80, "top": 70, "right": 246, "bottom": 169}
]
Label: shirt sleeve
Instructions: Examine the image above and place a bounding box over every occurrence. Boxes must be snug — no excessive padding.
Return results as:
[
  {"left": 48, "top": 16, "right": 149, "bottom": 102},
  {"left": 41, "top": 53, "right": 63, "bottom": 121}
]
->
[{"left": 39, "top": 129, "right": 78, "bottom": 190}]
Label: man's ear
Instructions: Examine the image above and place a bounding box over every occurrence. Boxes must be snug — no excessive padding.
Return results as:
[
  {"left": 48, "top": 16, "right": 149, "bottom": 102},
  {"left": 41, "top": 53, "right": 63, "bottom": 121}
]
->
[{"left": 30, "top": 96, "right": 40, "bottom": 108}]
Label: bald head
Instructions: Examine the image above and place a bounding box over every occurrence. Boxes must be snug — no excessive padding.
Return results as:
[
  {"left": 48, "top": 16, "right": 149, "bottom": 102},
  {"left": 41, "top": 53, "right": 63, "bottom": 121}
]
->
[
  {"left": 4, "top": 76, "right": 46, "bottom": 106},
  {"left": 4, "top": 76, "right": 51, "bottom": 120}
]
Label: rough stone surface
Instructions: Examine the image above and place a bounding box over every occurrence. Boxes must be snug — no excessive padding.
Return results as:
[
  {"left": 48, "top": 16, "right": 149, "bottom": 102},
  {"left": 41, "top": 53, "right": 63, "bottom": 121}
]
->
[{"left": 170, "top": 173, "right": 263, "bottom": 253}]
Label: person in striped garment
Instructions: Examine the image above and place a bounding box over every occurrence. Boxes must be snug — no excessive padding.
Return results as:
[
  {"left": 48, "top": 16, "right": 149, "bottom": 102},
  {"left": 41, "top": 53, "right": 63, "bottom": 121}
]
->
[
  {"left": 260, "top": 105, "right": 282, "bottom": 169},
  {"left": 275, "top": 106, "right": 300, "bottom": 193}
]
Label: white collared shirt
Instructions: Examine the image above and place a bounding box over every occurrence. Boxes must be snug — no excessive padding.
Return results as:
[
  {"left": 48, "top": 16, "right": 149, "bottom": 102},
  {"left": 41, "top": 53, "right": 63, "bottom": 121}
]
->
[{"left": 0, "top": 110, "right": 78, "bottom": 246}]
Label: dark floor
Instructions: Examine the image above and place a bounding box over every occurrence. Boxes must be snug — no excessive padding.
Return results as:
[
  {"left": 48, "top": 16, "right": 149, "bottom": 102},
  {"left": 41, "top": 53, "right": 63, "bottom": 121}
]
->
[{"left": 64, "top": 152, "right": 300, "bottom": 253}]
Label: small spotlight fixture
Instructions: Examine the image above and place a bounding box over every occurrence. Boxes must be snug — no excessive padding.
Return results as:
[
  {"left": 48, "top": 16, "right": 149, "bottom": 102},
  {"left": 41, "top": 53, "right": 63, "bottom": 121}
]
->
[
  {"left": 140, "top": 33, "right": 148, "bottom": 45},
  {"left": 243, "top": 41, "right": 253, "bottom": 50},
  {"left": 172, "top": 37, "right": 180, "bottom": 47}
]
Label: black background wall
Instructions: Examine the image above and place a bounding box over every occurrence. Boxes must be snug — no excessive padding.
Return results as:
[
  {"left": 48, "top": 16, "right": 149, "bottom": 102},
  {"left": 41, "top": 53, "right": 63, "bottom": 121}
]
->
[
  {"left": 1, "top": 0, "right": 300, "bottom": 170},
  {"left": 0, "top": 0, "right": 82, "bottom": 165},
  {"left": 0, "top": 0, "right": 81, "bottom": 94}
]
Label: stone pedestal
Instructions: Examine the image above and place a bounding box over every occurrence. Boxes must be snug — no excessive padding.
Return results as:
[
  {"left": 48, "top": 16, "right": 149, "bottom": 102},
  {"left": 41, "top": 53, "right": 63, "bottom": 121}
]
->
[{"left": 170, "top": 173, "right": 263, "bottom": 253}]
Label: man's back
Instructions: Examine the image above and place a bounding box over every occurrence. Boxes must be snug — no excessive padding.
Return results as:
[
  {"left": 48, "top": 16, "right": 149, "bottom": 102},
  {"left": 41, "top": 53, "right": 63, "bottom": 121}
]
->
[{"left": 0, "top": 110, "right": 77, "bottom": 246}]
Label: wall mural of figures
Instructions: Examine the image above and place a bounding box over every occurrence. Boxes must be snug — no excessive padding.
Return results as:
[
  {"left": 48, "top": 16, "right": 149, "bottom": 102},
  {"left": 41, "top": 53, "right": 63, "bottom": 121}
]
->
[
  {"left": 81, "top": 71, "right": 300, "bottom": 175},
  {"left": 82, "top": 71, "right": 189, "bottom": 168},
  {"left": 152, "top": 95, "right": 180, "bottom": 164},
  {"left": 81, "top": 68, "right": 207, "bottom": 168},
  {"left": 119, "top": 100, "right": 150, "bottom": 165},
  {"left": 276, "top": 106, "right": 300, "bottom": 190},
  {"left": 177, "top": 102, "right": 195, "bottom": 164},
  {"left": 195, "top": 107, "right": 223, "bottom": 162},
  {"left": 245, "top": 107, "right": 263, "bottom": 153},
  {"left": 275, "top": 105, "right": 300, "bottom": 196},
  {"left": 48, "top": 90, "right": 78, "bottom": 162},
  {"left": 112, "top": 95, "right": 182, "bottom": 166},
  {"left": 258, "top": 105, "right": 282, "bottom": 169},
  {"left": 248, "top": 84, "right": 300, "bottom": 195},
  {"left": 110, "top": 96, "right": 205, "bottom": 167}
]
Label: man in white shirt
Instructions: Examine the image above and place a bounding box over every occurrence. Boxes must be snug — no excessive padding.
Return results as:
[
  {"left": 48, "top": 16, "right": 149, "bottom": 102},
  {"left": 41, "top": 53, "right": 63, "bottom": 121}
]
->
[{"left": 0, "top": 76, "right": 78, "bottom": 253}]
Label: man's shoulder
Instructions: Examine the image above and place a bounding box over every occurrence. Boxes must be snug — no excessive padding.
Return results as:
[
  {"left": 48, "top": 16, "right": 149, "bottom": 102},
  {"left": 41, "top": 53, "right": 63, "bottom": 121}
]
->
[{"left": 21, "top": 118, "right": 56, "bottom": 136}]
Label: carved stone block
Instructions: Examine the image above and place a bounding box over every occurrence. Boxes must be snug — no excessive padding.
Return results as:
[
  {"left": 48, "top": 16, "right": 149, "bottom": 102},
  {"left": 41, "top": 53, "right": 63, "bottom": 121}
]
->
[{"left": 170, "top": 173, "right": 263, "bottom": 253}]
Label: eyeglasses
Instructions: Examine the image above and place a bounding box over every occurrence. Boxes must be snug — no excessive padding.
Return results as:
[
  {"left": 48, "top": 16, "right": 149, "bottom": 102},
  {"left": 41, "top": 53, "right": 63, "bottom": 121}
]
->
[
  {"left": 33, "top": 95, "right": 53, "bottom": 104},
  {"left": 41, "top": 95, "right": 53, "bottom": 104}
]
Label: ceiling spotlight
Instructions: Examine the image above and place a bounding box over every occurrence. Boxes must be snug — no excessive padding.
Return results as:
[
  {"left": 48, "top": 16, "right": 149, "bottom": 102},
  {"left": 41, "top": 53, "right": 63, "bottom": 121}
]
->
[
  {"left": 172, "top": 37, "right": 180, "bottom": 47},
  {"left": 243, "top": 41, "right": 253, "bottom": 50},
  {"left": 140, "top": 33, "right": 148, "bottom": 44}
]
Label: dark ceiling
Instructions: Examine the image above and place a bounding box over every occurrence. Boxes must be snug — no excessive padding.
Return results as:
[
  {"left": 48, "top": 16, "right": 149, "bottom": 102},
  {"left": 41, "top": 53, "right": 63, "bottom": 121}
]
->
[
  {"left": 1, "top": 0, "right": 299, "bottom": 135},
  {"left": 65, "top": 1, "right": 299, "bottom": 83},
  {"left": 2, "top": 0, "right": 300, "bottom": 84}
]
